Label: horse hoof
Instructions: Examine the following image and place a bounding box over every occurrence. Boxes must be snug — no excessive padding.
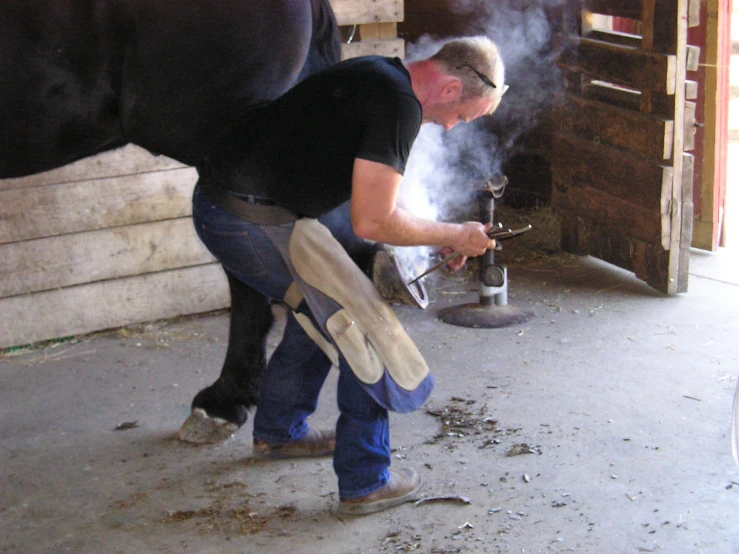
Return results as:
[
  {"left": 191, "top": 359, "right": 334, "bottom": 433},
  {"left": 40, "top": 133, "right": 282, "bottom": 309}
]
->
[
  {"left": 371, "top": 248, "right": 429, "bottom": 309},
  {"left": 177, "top": 408, "right": 239, "bottom": 445}
]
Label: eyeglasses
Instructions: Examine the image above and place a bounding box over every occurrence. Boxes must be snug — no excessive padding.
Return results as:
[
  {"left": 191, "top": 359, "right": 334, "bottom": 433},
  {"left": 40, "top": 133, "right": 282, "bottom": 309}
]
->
[{"left": 456, "top": 63, "right": 496, "bottom": 89}]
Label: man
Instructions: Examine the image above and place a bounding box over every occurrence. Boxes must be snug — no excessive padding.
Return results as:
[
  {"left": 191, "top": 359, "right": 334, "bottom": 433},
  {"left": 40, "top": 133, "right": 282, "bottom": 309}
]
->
[{"left": 192, "top": 36, "right": 505, "bottom": 514}]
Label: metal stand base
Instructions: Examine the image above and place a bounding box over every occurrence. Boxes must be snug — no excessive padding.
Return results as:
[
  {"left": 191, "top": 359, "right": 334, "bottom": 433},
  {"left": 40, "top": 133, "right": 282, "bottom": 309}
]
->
[
  {"left": 437, "top": 177, "right": 535, "bottom": 329},
  {"left": 438, "top": 303, "right": 534, "bottom": 329}
]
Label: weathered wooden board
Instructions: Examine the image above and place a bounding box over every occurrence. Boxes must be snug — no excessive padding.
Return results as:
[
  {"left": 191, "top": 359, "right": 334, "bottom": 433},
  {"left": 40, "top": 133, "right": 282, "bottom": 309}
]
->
[
  {"left": 0, "top": 263, "right": 229, "bottom": 349},
  {"left": 0, "top": 167, "right": 197, "bottom": 244},
  {"left": 342, "top": 38, "right": 405, "bottom": 59},
  {"left": 552, "top": 182, "right": 665, "bottom": 246},
  {"left": 685, "top": 79, "right": 698, "bottom": 100},
  {"left": 683, "top": 100, "right": 696, "bottom": 151},
  {"left": 557, "top": 35, "right": 676, "bottom": 94},
  {"left": 585, "top": 30, "right": 642, "bottom": 48},
  {"left": 551, "top": 131, "right": 670, "bottom": 211},
  {"left": 0, "top": 218, "right": 214, "bottom": 298},
  {"left": 585, "top": 0, "right": 641, "bottom": 20},
  {"left": 0, "top": 144, "right": 185, "bottom": 191},
  {"left": 331, "top": 0, "right": 403, "bottom": 26},
  {"left": 643, "top": 1, "right": 680, "bottom": 53},
  {"left": 580, "top": 79, "right": 641, "bottom": 110},
  {"left": 553, "top": 93, "right": 674, "bottom": 160},
  {"left": 559, "top": 210, "right": 671, "bottom": 292}
]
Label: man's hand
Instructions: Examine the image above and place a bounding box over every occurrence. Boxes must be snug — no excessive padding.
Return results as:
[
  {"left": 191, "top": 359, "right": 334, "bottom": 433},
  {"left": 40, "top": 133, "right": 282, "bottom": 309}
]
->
[
  {"left": 439, "top": 223, "right": 497, "bottom": 272},
  {"left": 449, "top": 221, "right": 497, "bottom": 258}
]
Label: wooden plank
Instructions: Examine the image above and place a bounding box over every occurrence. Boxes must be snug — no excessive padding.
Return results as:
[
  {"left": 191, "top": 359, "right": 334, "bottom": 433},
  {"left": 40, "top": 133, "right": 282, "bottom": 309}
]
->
[
  {"left": 0, "top": 167, "right": 197, "bottom": 244},
  {"left": 683, "top": 101, "right": 697, "bottom": 151},
  {"left": 0, "top": 218, "right": 214, "bottom": 299},
  {"left": 686, "top": 45, "right": 701, "bottom": 70},
  {"left": 557, "top": 35, "right": 676, "bottom": 94},
  {"left": 682, "top": 153, "right": 695, "bottom": 197},
  {"left": 551, "top": 131, "right": 668, "bottom": 210},
  {"left": 552, "top": 183, "right": 664, "bottom": 245},
  {"left": 586, "top": 30, "right": 642, "bottom": 48},
  {"left": 644, "top": 90, "right": 678, "bottom": 119},
  {"left": 553, "top": 93, "right": 673, "bottom": 160},
  {"left": 680, "top": 200, "right": 694, "bottom": 248},
  {"left": 650, "top": 0, "right": 679, "bottom": 53},
  {"left": 330, "top": 0, "right": 404, "bottom": 26},
  {"left": 685, "top": 79, "right": 698, "bottom": 99},
  {"left": 342, "top": 38, "right": 405, "bottom": 60},
  {"left": 688, "top": 0, "right": 701, "bottom": 27},
  {"left": 359, "top": 22, "right": 397, "bottom": 40},
  {"left": 0, "top": 145, "right": 185, "bottom": 191},
  {"left": 581, "top": 79, "right": 641, "bottom": 111},
  {"left": 0, "top": 263, "right": 229, "bottom": 349},
  {"left": 559, "top": 210, "right": 671, "bottom": 293},
  {"left": 641, "top": 0, "right": 657, "bottom": 50},
  {"left": 664, "top": 0, "right": 689, "bottom": 296},
  {"left": 585, "top": 0, "right": 641, "bottom": 20}
]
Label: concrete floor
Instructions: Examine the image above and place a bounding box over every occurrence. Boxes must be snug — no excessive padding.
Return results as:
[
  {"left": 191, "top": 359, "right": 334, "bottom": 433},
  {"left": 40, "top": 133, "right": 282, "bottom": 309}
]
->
[{"left": 1, "top": 238, "right": 738, "bottom": 554}]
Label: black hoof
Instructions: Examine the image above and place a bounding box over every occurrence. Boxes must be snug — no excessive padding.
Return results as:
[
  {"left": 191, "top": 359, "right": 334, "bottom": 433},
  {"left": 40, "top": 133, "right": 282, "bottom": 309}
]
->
[{"left": 191, "top": 380, "right": 251, "bottom": 427}]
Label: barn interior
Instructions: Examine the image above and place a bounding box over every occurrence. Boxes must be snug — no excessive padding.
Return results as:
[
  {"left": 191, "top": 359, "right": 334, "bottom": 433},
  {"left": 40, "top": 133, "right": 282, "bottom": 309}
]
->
[{"left": 2, "top": 0, "right": 739, "bottom": 553}]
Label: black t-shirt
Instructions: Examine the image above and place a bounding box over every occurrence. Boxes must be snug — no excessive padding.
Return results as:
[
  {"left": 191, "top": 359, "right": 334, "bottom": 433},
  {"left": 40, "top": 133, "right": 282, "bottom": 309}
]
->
[{"left": 203, "top": 56, "right": 422, "bottom": 218}]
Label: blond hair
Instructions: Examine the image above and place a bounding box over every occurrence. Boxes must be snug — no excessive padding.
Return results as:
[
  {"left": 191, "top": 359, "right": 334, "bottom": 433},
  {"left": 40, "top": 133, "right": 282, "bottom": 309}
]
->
[{"left": 429, "top": 36, "right": 506, "bottom": 113}]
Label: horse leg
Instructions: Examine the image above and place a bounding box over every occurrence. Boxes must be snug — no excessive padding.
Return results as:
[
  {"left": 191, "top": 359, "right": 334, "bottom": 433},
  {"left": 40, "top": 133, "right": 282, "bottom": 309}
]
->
[{"left": 178, "top": 271, "right": 273, "bottom": 444}]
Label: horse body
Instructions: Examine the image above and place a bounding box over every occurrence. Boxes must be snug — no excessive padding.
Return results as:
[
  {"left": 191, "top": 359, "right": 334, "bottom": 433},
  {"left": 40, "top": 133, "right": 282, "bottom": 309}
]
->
[
  {"left": 0, "top": 0, "right": 340, "bottom": 176},
  {"left": 1, "top": 0, "right": 341, "bottom": 441}
]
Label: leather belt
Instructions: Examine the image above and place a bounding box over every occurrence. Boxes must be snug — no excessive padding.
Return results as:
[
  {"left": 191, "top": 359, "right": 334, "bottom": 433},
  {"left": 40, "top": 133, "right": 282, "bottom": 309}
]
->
[{"left": 197, "top": 172, "right": 298, "bottom": 226}]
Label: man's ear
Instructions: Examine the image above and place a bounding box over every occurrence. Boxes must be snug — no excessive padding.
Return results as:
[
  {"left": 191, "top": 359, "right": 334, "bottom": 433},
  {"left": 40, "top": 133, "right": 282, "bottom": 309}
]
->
[{"left": 441, "top": 78, "right": 462, "bottom": 102}]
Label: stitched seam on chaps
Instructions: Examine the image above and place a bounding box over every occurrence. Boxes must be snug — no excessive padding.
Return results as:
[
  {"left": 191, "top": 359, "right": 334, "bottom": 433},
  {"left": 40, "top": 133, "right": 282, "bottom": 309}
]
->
[
  {"left": 288, "top": 219, "right": 429, "bottom": 390},
  {"left": 293, "top": 312, "right": 340, "bottom": 368}
]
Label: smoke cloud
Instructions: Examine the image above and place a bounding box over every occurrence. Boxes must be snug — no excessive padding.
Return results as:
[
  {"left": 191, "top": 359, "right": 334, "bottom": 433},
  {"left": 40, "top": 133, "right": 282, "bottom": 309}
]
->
[{"left": 392, "top": 0, "right": 565, "bottom": 277}]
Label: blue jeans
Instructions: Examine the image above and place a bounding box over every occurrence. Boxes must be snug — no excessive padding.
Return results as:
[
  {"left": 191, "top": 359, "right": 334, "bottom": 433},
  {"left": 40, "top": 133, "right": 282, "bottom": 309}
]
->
[{"left": 191, "top": 184, "right": 390, "bottom": 498}]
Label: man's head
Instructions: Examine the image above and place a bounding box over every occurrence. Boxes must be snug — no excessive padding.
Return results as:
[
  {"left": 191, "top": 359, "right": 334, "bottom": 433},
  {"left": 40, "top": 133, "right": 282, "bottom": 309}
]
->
[
  {"left": 430, "top": 37, "right": 505, "bottom": 109},
  {"left": 407, "top": 36, "right": 506, "bottom": 130}
]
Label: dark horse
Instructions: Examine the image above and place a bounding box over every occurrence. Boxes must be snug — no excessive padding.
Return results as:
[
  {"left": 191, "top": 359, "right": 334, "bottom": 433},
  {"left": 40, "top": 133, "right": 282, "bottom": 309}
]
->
[{"left": 1, "top": 0, "right": 341, "bottom": 443}]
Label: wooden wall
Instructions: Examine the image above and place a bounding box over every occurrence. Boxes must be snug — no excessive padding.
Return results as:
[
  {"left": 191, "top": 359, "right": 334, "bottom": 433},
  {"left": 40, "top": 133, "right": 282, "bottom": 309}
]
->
[{"left": 0, "top": 0, "right": 405, "bottom": 349}]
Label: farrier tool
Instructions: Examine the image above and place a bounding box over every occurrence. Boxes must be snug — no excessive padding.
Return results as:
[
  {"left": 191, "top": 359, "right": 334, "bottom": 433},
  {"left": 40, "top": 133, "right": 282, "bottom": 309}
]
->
[{"left": 407, "top": 224, "right": 532, "bottom": 286}]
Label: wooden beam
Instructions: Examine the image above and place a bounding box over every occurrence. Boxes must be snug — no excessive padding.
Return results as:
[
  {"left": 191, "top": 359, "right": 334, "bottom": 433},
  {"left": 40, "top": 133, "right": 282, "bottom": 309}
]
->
[
  {"left": 688, "top": 0, "right": 701, "bottom": 27},
  {"left": 552, "top": 183, "right": 664, "bottom": 246},
  {"left": 685, "top": 79, "right": 698, "bottom": 99},
  {"left": 553, "top": 93, "right": 674, "bottom": 160},
  {"left": 686, "top": 45, "right": 701, "bottom": 70},
  {"left": 0, "top": 218, "right": 214, "bottom": 299},
  {"left": 557, "top": 35, "right": 677, "bottom": 94},
  {"left": 342, "top": 39, "right": 405, "bottom": 60},
  {"left": 558, "top": 210, "right": 672, "bottom": 294},
  {"left": 585, "top": 0, "right": 641, "bottom": 19},
  {"left": 0, "top": 167, "right": 197, "bottom": 244},
  {"left": 586, "top": 29, "right": 642, "bottom": 48},
  {"left": 330, "top": 0, "right": 404, "bottom": 26},
  {"left": 0, "top": 264, "right": 229, "bottom": 349},
  {"left": 359, "top": 22, "right": 397, "bottom": 40},
  {"left": 551, "top": 131, "right": 669, "bottom": 211},
  {"left": 0, "top": 145, "right": 185, "bottom": 191},
  {"left": 683, "top": 101, "right": 697, "bottom": 151}
]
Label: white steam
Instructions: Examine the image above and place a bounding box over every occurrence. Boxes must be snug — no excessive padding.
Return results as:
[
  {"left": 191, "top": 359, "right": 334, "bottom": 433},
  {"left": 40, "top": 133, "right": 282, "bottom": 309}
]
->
[{"left": 392, "top": 0, "right": 563, "bottom": 278}]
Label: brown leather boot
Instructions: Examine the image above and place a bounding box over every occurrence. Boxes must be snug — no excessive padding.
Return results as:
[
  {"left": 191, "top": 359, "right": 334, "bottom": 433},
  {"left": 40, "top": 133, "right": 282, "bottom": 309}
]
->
[
  {"left": 337, "top": 468, "right": 422, "bottom": 515},
  {"left": 252, "top": 428, "right": 335, "bottom": 459}
]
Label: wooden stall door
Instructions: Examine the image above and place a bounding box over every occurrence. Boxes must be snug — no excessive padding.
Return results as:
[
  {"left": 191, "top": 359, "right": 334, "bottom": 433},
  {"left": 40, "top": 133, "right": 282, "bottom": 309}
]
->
[{"left": 552, "top": 0, "right": 693, "bottom": 295}]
